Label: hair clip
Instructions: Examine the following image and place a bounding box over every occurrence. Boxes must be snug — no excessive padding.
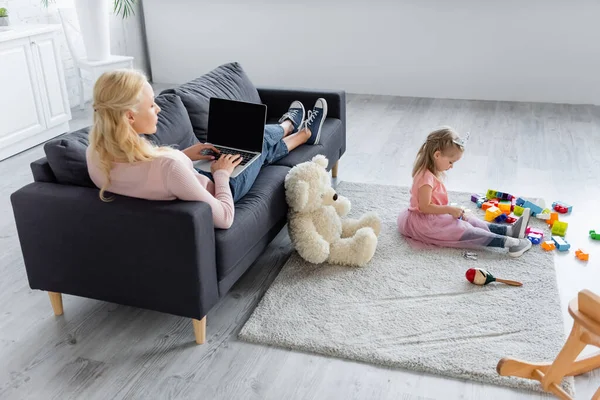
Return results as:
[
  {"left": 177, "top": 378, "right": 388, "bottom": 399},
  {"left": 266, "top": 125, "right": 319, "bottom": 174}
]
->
[{"left": 453, "top": 131, "right": 470, "bottom": 147}]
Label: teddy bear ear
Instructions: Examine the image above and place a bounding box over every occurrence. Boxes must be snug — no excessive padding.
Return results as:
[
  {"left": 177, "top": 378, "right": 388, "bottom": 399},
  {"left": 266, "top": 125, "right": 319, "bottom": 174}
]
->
[
  {"left": 285, "top": 180, "right": 310, "bottom": 211},
  {"left": 311, "top": 154, "right": 329, "bottom": 169}
]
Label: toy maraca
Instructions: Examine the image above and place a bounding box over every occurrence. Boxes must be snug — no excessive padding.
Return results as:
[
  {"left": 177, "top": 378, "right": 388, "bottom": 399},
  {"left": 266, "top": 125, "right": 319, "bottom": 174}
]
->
[{"left": 465, "top": 268, "right": 522, "bottom": 287}]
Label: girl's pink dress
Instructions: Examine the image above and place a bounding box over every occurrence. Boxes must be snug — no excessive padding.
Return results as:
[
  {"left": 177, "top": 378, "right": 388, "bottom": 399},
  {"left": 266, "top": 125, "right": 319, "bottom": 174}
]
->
[{"left": 397, "top": 169, "right": 504, "bottom": 249}]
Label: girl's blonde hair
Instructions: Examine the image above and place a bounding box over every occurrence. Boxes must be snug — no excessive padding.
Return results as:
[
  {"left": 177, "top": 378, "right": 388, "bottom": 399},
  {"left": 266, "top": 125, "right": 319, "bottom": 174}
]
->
[
  {"left": 89, "top": 69, "right": 171, "bottom": 201},
  {"left": 412, "top": 127, "right": 464, "bottom": 177}
]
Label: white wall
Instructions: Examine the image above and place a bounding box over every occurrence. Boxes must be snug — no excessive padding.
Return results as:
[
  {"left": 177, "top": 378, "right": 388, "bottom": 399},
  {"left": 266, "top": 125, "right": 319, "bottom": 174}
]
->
[
  {"left": 143, "top": 0, "right": 600, "bottom": 105},
  {"left": 1, "top": 0, "right": 149, "bottom": 108}
]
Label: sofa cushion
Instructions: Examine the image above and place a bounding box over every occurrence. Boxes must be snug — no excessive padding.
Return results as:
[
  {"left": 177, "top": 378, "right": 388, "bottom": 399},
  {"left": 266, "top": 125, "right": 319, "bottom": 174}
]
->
[
  {"left": 44, "top": 127, "right": 95, "bottom": 188},
  {"left": 142, "top": 93, "right": 199, "bottom": 149},
  {"left": 272, "top": 118, "right": 344, "bottom": 169},
  {"left": 214, "top": 165, "right": 290, "bottom": 280},
  {"left": 161, "top": 62, "right": 262, "bottom": 143}
]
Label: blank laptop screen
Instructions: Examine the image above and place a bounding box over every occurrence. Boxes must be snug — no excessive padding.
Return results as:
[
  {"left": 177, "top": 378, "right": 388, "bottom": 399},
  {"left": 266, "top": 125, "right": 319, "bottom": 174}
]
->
[{"left": 207, "top": 98, "right": 266, "bottom": 153}]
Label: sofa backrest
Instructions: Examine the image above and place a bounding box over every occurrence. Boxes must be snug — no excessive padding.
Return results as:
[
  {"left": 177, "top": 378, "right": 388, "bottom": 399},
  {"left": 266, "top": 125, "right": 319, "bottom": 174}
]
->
[
  {"left": 40, "top": 93, "right": 199, "bottom": 187},
  {"left": 161, "top": 62, "right": 261, "bottom": 143}
]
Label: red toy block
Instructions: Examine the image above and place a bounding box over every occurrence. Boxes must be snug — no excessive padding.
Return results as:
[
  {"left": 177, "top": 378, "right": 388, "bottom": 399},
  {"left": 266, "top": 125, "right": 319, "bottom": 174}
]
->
[{"left": 506, "top": 216, "right": 517, "bottom": 224}]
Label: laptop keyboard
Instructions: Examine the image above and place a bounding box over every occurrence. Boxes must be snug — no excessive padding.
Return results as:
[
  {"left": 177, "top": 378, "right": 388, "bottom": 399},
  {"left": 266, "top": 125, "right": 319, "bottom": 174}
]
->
[{"left": 214, "top": 147, "right": 257, "bottom": 166}]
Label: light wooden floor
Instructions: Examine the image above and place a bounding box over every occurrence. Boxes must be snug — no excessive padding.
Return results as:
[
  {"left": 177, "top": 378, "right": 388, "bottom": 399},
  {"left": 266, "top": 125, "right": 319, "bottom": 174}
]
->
[{"left": 0, "top": 94, "right": 599, "bottom": 399}]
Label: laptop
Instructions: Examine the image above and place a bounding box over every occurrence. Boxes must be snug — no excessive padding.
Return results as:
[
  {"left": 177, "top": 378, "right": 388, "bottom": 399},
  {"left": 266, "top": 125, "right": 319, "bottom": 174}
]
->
[{"left": 194, "top": 97, "right": 267, "bottom": 178}]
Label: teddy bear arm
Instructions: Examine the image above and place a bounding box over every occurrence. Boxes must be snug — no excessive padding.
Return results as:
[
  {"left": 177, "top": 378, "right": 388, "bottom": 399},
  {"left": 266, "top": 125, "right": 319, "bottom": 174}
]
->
[{"left": 332, "top": 195, "right": 351, "bottom": 217}]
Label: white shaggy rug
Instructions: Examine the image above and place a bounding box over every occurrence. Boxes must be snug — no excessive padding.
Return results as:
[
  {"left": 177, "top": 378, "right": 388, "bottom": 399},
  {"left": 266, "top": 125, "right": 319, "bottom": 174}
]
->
[{"left": 239, "top": 182, "right": 573, "bottom": 395}]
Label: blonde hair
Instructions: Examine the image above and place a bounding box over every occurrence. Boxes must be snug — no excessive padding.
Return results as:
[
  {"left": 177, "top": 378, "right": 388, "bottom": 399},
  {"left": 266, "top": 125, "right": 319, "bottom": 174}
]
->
[
  {"left": 412, "top": 127, "right": 464, "bottom": 178},
  {"left": 89, "top": 69, "right": 171, "bottom": 201}
]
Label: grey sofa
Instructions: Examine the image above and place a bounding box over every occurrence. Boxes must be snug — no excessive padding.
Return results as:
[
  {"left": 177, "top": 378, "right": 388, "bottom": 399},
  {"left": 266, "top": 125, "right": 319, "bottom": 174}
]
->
[{"left": 10, "top": 62, "right": 346, "bottom": 344}]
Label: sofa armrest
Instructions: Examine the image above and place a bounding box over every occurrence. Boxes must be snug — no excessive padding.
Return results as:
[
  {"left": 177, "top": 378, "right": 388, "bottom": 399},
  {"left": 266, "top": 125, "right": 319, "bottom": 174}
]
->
[
  {"left": 10, "top": 182, "right": 219, "bottom": 320},
  {"left": 257, "top": 87, "right": 346, "bottom": 126}
]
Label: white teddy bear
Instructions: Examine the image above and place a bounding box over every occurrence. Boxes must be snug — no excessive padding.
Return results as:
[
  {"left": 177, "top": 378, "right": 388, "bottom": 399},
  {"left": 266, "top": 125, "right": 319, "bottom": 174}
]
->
[{"left": 284, "top": 155, "right": 381, "bottom": 267}]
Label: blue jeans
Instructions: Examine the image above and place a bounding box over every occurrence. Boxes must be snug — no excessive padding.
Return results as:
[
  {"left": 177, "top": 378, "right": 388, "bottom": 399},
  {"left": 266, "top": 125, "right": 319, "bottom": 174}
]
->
[
  {"left": 197, "top": 124, "right": 289, "bottom": 202},
  {"left": 486, "top": 224, "right": 508, "bottom": 248}
]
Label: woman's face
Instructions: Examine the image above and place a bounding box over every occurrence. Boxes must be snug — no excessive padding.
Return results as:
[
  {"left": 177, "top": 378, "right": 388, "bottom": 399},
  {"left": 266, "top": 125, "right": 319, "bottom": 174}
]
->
[{"left": 128, "top": 82, "right": 161, "bottom": 134}]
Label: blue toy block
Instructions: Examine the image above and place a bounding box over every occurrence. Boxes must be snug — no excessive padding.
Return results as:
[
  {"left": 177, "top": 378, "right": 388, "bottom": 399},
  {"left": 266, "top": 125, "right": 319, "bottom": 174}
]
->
[
  {"left": 476, "top": 199, "right": 484, "bottom": 208},
  {"left": 516, "top": 197, "right": 525, "bottom": 206},
  {"left": 527, "top": 233, "right": 543, "bottom": 245},
  {"left": 494, "top": 213, "right": 508, "bottom": 223},
  {"left": 521, "top": 200, "right": 544, "bottom": 217},
  {"left": 552, "top": 236, "right": 570, "bottom": 252}
]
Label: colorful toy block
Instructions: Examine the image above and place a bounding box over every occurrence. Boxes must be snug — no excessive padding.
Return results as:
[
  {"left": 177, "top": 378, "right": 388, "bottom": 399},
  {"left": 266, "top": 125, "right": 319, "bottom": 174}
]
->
[
  {"left": 471, "top": 194, "right": 485, "bottom": 203},
  {"left": 542, "top": 208, "right": 551, "bottom": 215},
  {"left": 485, "top": 206, "right": 502, "bottom": 222},
  {"left": 575, "top": 249, "right": 589, "bottom": 261},
  {"left": 552, "top": 201, "right": 572, "bottom": 214},
  {"left": 506, "top": 216, "right": 517, "bottom": 224},
  {"left": 476, "top": 198, "right": 485, "bottom": 208},
  {"left": 536, "top": 213, "right": 550, "bottom": 220},
  {"left": 482, "top": 202, "right": 494, "bottom": 211},
  {"left": 486, "top": 190, "right": 513, "bottom": 201},
  {"left": 552, "top": 236, "right": 570, "bottom": 252},
  {"left": 494, "top": 213, "right": 508, "bottom": 223},
  {"left": 498, "top": 202, "right": 511, "bottom": 215},
  {"left": 590, "top": 230, "right": 600, "bottom": 240},
  {"left": 526, "top": 227, "right": 544, "bottom": 236},
  {"left": 516, "top": 197, "right": 525, "bottom": 206},
  {"left": 513, "top": 205, "right": 524, "bottom": 216},
  {"left": 541, "top": 241, "right": 556, "bottom": 251},
  {"left": 546, "top": 212, "right": 559, "bottom": 226},
  {"left": 527, "top": 233, "right": 543, "bottom": 244},
  {"left": 551, "top": 221, "right": 568, "bottom": 237},
  {"left": 520, "top": 200, "right": 544, "bottom": 217}
]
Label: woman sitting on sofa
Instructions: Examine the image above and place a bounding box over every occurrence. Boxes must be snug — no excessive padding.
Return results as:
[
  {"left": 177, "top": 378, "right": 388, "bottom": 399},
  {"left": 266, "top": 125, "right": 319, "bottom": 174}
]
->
[{"left": 86, "top": 69, "right": 327, "bottom": 229}]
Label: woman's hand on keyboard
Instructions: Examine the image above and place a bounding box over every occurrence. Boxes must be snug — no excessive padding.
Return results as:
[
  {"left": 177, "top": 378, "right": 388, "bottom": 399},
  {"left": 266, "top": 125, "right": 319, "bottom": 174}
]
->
[
  {"left": 211, "top": 153, "right": 243, "bottom": 175},
  {"left": 182, "top": 143, "right": 221, "bottom": 161}
]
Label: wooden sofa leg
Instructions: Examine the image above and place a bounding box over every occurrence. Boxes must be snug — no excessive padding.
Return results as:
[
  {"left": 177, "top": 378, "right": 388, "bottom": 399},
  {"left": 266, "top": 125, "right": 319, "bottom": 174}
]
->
[
  {"left": 193, "top": 317, "right": 206, "bottom": 344},
  {"left": 48, "top": 292, "right": 63, "bottom": 316},
  {"left": 332, "top": 160, "right": 339, "bottom": 178}
]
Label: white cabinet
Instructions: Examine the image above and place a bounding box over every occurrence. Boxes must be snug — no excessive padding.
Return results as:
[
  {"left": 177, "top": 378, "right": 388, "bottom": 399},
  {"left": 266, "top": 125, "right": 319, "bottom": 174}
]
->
[{"left": 0, "top": 25, "right": 71, "bottom": 161}]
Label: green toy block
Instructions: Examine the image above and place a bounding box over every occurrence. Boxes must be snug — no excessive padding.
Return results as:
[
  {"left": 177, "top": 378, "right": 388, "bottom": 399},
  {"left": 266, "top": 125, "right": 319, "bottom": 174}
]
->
[
  {"left": 542, "top": 208, "right": 551, "bottom": 214},
  {"left": 486, "top": 189, "right": 498, "bottom": 200},
  {"left": 551, "top": 221, "right": 568, "bottom": 237},
  {"left": 513, "top": 205, "right": 524, "bottom": 216}
]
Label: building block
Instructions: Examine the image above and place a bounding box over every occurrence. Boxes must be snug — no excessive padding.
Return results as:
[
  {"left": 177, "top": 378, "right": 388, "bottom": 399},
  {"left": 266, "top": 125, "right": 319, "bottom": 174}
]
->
[
  {"left": 542, "top": 208, "right": 551, "bottom": 215},
  {"left": 551, "top": 221, "right": 568, "bottom": 237},
  {"left": 498, "top": 202, "right": 511, "bottom": 215},
  {"left": 590, "top": 230, "right": 600, "bottom": 240},
  {"left": 485, "top": 206, "right": 502, "bottom": 222},
  {"left": 513, "top": 205, "right": 525, "bottom": 216},
  {"left": 482, "top": 202, "right": 494, "bottom": 211},
  {"left": 506, "top": 216, "right": 517, "bottom": 224},
  {"left": 520, "top": 200, "right": 544, "bottom": 217},
  {"left": 575, "top": 249, "right": 589, "bottom": 261},
  {"left": 527, "top": 233, "right": 543, "bottom": 244},
  {"left": 494, "top": 213, "right": 508, "bottom": 223},
  {"left": 546, "top": 212, "right": 559, "bottom": 226},
  {"left": 552, "top": 236, "right": 570, "bottom": 252},
  {"left": 486, "top": 190, "right": 497, "bottom": 199},
  {"left": 541, "top": 241, "right": 555, "bottom": 251},
  {"left": 516, "top": 197, "right": 525, "bottom": 206},
  {"left": 476, "top": 198, "right": 485, "bottom": 208},
  {"left": 552, "top": 201, "right": 572, "bottom": 213},
  {"left": 526, "top": 227, "right": 544, "bottom": 236},
  {"left": 471, "top": 194, "right": 485, "bottom": 203},
  {"left": 536, "top": 213, "right": 550, "bottom": 221}
]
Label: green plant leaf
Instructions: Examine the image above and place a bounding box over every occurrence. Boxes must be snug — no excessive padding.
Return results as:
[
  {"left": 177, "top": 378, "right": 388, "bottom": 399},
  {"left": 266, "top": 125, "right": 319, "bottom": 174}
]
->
[{"left": 114, "top": 0, "right": 136, "bottom": 19}]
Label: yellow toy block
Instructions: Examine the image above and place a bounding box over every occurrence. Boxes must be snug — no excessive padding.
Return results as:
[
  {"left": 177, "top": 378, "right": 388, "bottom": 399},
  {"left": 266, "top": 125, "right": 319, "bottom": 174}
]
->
[
  {"left": 485, "top": 206, "right": 502, "bottom": 222},
  {"left": 575, "top": 249, "right": 589, "bottom": 261},
  {"left": 541, "top": 241, "right": 556, "bottom": 251},
  {"left": 513, "top": 205, "right": 524, "bottom": 216},
  {"left": 551, "top": 220, "right": 568, "bottom": 236}
]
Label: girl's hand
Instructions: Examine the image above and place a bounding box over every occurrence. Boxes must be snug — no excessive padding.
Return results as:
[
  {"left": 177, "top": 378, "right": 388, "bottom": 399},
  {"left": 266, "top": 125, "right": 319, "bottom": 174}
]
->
[
  {"left": 448, "top": 206, "right": 465, "bottom": 219},
  {"left": 211, "top": 154, "right": 243, "bottom": 175},
  {"left": 182, "top": 143, "right": 220, "bottom": 161}
]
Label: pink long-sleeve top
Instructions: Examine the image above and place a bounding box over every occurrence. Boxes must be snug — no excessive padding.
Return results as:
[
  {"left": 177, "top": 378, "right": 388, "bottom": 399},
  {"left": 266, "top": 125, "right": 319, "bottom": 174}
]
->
[{"left": 86, "top": 147, "right": 235, "bottom": 229}]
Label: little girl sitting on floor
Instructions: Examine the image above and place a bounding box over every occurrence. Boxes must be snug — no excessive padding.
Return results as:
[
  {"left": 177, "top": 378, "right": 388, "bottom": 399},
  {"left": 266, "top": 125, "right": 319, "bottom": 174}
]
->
[{"left": 397, "top": 127, "right": 532, "bottom": 258}]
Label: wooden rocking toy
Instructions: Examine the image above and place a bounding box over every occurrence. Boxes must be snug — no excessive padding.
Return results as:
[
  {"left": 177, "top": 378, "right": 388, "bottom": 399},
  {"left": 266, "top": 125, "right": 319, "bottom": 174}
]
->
[{"left": 497, "top": 289, "right": 600, "bottom": 400}]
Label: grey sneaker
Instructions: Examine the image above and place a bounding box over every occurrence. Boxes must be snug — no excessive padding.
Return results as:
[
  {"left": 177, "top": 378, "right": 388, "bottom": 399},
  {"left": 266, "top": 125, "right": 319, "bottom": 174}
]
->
[
  {"left": 511, "top": 207, "right": 531, "bottom": 239},
  {"left": 508, "top": 238, "right": 533, "bottom": 258}
]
